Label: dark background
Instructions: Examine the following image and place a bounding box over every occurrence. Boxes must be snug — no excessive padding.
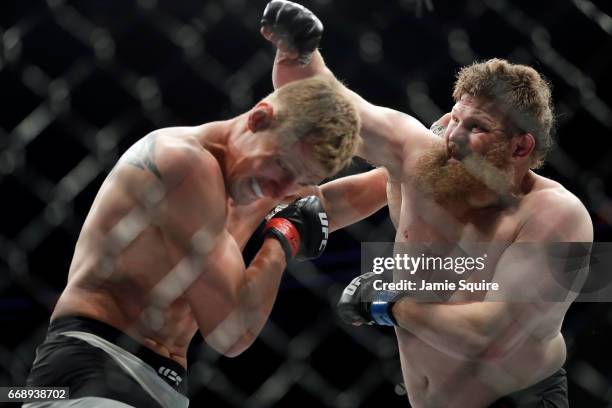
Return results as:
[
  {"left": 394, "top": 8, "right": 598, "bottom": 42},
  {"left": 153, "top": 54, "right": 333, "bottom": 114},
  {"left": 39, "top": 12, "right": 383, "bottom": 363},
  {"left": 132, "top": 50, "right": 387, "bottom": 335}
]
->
[{"left": 1, "top": 0, "right": 612, "bottom": 406}]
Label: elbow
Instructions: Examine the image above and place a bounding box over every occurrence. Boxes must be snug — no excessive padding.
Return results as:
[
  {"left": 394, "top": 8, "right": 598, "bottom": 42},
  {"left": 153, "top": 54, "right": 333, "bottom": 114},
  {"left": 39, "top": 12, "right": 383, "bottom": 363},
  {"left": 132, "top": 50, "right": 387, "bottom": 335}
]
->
[
  {"left": 221, "top": 330, "right": 257, "bottom": 358},
  {"left": 203, "top": 318, "right": 258, "bottom": 358},
  {"left": 222, "top": 346, "right": 245, "bottom": 358}
]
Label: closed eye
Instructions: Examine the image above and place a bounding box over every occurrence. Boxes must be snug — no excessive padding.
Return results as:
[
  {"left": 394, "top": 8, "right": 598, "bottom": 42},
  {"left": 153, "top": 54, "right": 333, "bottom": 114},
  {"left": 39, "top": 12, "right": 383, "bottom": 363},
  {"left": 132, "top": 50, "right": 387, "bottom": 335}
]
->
[{"left": 276, "top": 158, "right": 292, "bottom": 174}]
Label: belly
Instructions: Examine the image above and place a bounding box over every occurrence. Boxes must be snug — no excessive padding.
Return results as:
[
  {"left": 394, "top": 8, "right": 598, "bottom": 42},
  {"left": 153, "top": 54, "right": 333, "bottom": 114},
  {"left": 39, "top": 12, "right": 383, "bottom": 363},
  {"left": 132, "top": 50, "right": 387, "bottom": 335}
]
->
[
  {"left": 126, "top": 296, "right": 198, "bottom": 365},
  {"left": 396, "top": 330, "right": 566, "bottom": 408},
  {"left": 54, "top": 282, "right": 198, "bottom": 364},
  {"left": 54, "top": 226, "right": 200, "bottom": 367}
]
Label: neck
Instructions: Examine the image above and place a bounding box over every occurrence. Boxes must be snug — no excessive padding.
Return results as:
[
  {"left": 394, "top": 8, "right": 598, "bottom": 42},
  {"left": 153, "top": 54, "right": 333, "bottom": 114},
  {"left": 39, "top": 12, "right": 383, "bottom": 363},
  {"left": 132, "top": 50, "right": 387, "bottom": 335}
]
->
[{"left": 196, "top": 114, "right": 248, "bottom": 179}]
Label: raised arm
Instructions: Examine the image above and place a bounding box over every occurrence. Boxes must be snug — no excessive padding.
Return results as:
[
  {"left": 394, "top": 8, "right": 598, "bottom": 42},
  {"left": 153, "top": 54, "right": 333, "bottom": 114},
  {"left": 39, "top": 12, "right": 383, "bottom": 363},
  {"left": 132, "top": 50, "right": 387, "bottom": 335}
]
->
[{"left": 260, "top": 1, "right": 434, "bottom": 176}]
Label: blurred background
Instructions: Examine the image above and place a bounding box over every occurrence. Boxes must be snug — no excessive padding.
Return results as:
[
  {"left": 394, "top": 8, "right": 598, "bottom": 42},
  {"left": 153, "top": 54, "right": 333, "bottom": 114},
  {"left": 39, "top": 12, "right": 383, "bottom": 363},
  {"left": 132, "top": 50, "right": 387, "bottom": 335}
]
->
[{"left": 1, "top": 0, "right": 612, "bottom": 406}]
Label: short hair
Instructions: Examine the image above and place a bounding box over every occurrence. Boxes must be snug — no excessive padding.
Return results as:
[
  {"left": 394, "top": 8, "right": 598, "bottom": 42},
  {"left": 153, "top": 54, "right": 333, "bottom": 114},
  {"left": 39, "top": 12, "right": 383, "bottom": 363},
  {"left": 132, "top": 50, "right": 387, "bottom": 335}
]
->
[
  {"left": 453, "top": 58, "right": 554, "bottom": 169},
  {"left": 272, "top": 76, "right": 360, "bottom": 177}
]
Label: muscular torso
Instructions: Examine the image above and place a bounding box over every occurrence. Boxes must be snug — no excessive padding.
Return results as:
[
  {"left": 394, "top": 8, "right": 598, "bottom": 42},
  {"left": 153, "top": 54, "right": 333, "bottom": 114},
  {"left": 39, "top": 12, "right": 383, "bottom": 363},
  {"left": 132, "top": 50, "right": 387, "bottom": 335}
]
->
[
  {"left": 387, "top": 163, "right": 568, "bottom": 407},
  {"left": 52, "top": 126, "right": 240, "bottom": 368}
]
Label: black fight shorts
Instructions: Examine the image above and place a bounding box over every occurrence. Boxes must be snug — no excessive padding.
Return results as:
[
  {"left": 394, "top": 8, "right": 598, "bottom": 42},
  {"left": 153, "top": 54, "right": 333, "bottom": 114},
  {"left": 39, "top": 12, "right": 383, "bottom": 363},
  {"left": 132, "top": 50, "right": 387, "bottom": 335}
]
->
[
  {"left": 490, "top": 368, "right": 568, "bottom": 408},
  {"left": 26, "top": 315, "right": 189, "bottom": 408}
]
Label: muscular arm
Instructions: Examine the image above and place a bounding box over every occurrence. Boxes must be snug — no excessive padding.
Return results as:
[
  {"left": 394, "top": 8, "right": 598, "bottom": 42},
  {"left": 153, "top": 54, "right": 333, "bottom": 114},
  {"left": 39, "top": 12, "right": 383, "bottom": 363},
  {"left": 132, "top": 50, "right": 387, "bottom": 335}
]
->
[
  {"left": 268, "top": 45, "right": 433, "bottom": 176},
  {"left": 308, "top": 110, "right": 451, "bottom": 233},
  {"left": 150, "top": 141, "right": 288, "bottom": 357},
  {"left": 219, "top": 238, "right": 287, "bottom": 356},
  {"left": 318, "top": 167, "right": 388, "bottom": 232},
  {"left": 186, "top": 232, "right": 287, "bottom": 358},
  {"left": 391, "top": 192, "right": 593, "bottom": 359}
]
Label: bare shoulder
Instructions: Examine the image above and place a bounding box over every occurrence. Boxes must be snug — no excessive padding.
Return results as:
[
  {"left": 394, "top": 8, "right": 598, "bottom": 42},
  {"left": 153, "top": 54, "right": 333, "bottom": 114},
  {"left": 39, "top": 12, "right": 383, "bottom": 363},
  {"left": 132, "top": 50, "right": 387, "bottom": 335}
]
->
[
  {"left": 383, "top": 111, "right": 444, "bottom": 159},
  {"left": 392, "top": 111, "right": 439, "bottom": 152},
  {"left": 517, "top": 173, "right": 593, "bottom": 241},
  {"left": 118, "top": 126, "right": 228, "bottom": 248},
  {"left": 118, "top": 126, "right": 220, "bottom": 186},
  {"left": 153, "top": 126, "right": 227, "bottom": 213},
  {"left": 522, "top": 174, "right": 586, "bottom": 214}
]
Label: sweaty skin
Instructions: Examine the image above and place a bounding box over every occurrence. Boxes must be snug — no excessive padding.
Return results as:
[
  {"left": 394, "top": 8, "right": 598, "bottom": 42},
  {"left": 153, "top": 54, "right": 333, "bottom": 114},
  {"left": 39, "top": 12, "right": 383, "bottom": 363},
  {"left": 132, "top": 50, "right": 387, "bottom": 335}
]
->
[
  {"left": 52, "top": 115, "right": 324, "bottom": 367},
  {"left": 268, "top": 44, "right": 593, "bottom": 407}
]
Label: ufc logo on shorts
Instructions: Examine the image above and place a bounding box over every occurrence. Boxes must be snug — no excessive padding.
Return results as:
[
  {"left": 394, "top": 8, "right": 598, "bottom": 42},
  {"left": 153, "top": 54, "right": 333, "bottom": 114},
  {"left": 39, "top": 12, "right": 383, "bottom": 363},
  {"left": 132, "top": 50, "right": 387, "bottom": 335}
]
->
[
  {"left": 318, "top": 212, "right": 329, "bottom": 250},
  {"left": 158, "top": 366, "right": 182, "bottom": 386}
]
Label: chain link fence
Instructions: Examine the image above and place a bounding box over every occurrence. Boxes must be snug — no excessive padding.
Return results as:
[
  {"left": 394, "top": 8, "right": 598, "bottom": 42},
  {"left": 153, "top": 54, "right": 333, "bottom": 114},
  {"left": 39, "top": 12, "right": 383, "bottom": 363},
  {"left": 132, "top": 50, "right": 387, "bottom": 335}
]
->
[{"left": 1, "top": 0, "right": 611, "bottom": 406}]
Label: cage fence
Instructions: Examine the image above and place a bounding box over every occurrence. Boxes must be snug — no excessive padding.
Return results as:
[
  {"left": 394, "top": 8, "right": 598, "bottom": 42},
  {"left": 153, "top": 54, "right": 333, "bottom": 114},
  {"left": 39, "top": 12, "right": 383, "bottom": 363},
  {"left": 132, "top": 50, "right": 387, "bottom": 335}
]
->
[{"left": 1, "top": 0, "right": 612, "bottom": 407}]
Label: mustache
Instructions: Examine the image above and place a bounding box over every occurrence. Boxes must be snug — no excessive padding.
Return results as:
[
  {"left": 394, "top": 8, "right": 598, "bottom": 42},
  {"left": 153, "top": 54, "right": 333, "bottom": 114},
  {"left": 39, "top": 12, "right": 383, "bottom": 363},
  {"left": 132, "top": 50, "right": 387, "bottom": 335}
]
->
[{"left": 447, "top": 141, "right": 469, "bottom": 160}]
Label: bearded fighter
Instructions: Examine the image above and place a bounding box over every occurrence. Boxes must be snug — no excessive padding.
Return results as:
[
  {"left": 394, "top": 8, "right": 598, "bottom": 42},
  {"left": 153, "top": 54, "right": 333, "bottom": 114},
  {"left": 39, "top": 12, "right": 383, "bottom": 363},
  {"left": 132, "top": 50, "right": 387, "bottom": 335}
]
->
[{"left": 260, "top": 2, "right": 592, "bottom": 407}]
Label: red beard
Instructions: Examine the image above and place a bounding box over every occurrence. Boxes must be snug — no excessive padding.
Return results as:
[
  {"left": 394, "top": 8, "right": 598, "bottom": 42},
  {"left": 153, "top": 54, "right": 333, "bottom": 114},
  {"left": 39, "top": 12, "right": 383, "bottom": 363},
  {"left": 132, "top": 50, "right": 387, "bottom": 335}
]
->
[{"left": 413, "top": 138, "right": 515, "bottom": 205}]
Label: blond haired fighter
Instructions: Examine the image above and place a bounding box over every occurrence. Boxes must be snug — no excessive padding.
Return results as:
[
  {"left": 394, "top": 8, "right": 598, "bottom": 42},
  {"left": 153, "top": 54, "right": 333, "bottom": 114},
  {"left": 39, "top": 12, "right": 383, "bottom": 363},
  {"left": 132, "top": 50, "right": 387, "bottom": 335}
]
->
[{"left": 25, "top": 76, "right": 360, "bottom": 408}]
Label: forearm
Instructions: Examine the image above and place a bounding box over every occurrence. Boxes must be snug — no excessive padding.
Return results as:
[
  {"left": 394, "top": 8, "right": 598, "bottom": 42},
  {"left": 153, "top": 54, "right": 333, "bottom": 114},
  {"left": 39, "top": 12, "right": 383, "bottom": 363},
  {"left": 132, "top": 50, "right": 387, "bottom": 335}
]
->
[
  {"left": 392, "top": 300, "right": 517, "bottom": 359},
  {"left": 273, "top": 48, "right": 407, "bottom": 166},
  {"left": 272, "top": 49, "right": 331, "bottom": 89},
  {"left": 243, "top": 237, "right": 287, "bottom": 315},
  {"left": 320, "top": 168, "right": 388, "bottom": 232},
  {"left": 204, "top": 238, "right": 286, "bottom": 357},
  {"left": 235, "top": 238, "right": 288, "bottom": 352}
]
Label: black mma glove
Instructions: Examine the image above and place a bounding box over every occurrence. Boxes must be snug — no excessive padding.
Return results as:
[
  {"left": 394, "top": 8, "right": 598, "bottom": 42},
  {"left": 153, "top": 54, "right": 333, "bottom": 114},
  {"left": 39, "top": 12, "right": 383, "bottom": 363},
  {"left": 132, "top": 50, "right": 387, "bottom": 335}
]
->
[
  {"left": 261, "top": 0, "right": 323, "bottom": 64},
  {"left": 263, "top": 196, "right": 329, "bottom": 262},
  {"left": 337, "top": 272, "right": 400, "bottom": 326}
]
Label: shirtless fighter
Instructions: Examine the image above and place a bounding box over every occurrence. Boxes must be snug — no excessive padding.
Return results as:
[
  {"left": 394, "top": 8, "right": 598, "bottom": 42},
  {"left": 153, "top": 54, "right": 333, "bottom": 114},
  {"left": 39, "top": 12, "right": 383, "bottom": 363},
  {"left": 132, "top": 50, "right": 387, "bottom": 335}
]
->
[
  {"left": 24, "top": 76, "right": 360, "bottom": 407},
  {"left": 260, "top": 1, "right": 593, "bottom": 407}
]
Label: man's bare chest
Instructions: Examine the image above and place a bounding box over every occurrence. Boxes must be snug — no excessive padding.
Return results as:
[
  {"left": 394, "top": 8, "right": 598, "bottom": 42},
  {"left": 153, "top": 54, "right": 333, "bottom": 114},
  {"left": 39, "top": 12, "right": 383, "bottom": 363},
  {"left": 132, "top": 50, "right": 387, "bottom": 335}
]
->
[{"left": 390, "top": 184, "right": 519, "bottom": 244}]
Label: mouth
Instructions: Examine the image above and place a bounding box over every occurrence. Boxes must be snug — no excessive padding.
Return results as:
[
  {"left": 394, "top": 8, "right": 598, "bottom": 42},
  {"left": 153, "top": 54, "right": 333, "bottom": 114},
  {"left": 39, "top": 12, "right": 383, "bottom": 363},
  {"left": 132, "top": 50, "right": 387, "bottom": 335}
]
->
[
  {"left": 447, "top": 144, "right": 467, "bottom": 162},
  {"left": 447, "top": 147, "right": 460, "bottom": 162},
  {"left": 251, "top": 178, "right": 265, "bottom": 199},
  {"left": 447, "top": 157, "right": 461, "bottom": 165}
]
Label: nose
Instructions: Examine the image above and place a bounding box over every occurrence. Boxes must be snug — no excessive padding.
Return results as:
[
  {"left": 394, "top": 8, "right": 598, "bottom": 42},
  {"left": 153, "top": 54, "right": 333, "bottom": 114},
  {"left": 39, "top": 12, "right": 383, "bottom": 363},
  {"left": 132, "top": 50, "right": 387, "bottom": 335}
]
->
[{"left": 448, "top": 124, "right": 468, "bottom": 146}]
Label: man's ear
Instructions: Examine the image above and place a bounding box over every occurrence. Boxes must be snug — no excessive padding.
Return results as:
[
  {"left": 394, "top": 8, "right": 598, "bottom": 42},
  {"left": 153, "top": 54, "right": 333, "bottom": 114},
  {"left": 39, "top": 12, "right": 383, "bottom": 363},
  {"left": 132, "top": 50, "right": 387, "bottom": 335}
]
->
[
  {"left": 513, "top": 132, "right": 535, "bottom": 159},
  {"left": 248, "top": 102, "right": 275, "bottom": 132}
]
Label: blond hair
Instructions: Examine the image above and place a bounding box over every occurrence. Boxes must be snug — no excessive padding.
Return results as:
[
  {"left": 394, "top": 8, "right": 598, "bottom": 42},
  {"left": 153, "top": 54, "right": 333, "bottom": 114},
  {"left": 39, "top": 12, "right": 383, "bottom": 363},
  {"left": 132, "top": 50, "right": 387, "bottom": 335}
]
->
[
  {"left": 453, "top": 58, "right": 554, "bottom": 169},
  {"left": 271, "top": 76, "right": 360, "bottom": 177}
]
